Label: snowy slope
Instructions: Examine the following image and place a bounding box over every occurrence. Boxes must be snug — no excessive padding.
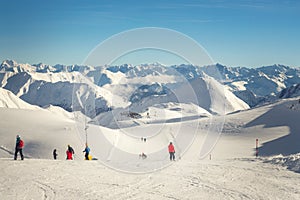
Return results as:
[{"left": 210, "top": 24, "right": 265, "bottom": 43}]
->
[
  {"left": 0, "top": 98, "right": 300, "bottom": 199},
  {"left": 0, "top": 88, "right": 40, "bottom": 110},
  {"left": 1, "top": 157, "right": 300, "bottom": 200},
  {"left": 43, "top": 105, "right": 75, "bottom": 120},
  {"left": 0, "top": 108, "right": 79, "bottom": 159},
  {"left": 0, "top": 87, "right": 77, "bottom": 124},
  {"left": 214, "top": 98, "right": 300, "bottom": 159},
  {"left": 94, "top": 102, "right": 211, "bottom": 129},
  {"left": 1, "top": 97, "right": 298, "bottom": 163},
  {"left": 174, "top": 76, "right": 249, "bottom": 114}
]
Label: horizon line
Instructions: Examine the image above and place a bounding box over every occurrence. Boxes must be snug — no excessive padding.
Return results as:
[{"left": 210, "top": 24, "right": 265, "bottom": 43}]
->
[{"left": 0, "top": 59, "right": 299, "bottom": 69}]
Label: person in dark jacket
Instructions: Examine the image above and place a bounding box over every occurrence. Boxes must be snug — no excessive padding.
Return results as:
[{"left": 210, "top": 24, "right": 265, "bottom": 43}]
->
[
  {"left": 83, "top": 143, "right": 90, "bottom": 160},
  {"left": 168, "top": 142, "right": 175, "bottom": 161},
  {"left": 53, "top": 149, "right": 58, "bottom": 160},
  {"left": 14, "top": 135, "right": 24, "bottom": 160}
]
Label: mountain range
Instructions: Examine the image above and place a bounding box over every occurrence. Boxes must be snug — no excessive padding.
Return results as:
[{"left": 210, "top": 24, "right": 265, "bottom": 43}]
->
[{"left": 0, "top": 60, "right": 299, "bottom": 123}]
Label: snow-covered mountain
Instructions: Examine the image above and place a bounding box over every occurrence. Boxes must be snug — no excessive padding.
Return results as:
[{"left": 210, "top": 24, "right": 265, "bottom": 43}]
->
[
  {"left": 2, "top": 59, "right": 299, "bottom": 114},
  {"left": 0, "top": 60, "right": 251, "bottom": 121},
  {"left": 0, "top": 61, "right": 115, "bottom": 117},
  {"left": 277, "top": 83, "right": 300, "bottom": 99},
  {"left": 2, "top": 59, "right": 299, "bottom": 120},
  {"left": 201, "top": 63, "right": 300, "bottom": 106},
  {"left": 133, "top": 63, "right": 299, "bottom": 108}
]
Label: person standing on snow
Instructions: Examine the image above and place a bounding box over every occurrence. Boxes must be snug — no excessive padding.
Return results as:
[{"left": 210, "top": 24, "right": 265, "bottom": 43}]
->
[
  {"left": 83, "top": 143, "right": 90, "bottom": 160},
  {"left": 168, "top": 142, "right": 175, "bottom": 161},
  {"left": 14, "top": 135, "right": 24, "bottom": 160},
  {"left": 53, "top": 149, "right": 58, "bottom": 160},
  {"left": 66, "top": 145, "right": 75, "bottom": 160}
]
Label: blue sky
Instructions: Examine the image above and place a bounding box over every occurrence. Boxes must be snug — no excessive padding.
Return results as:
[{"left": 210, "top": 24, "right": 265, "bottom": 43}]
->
[{"left": 0, "top": 0, "right": 299, "bottom": 67}]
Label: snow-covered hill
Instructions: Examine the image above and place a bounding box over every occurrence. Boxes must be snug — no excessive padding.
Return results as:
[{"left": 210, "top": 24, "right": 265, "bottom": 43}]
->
[
  {"left": 0, "top": 87, "right": 76, "bottom": 124},
  {"left": 94, "top": 102, "right": 211, "bottom": 129},
  {"left": 0, "top": 88, "right": 40, "bottom": 110},
  {"left": 0, "top": 97, "right": 300, "bottom": 199}
]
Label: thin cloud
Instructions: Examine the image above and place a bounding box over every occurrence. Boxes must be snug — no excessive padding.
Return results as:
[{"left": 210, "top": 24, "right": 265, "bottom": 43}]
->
[
  {"left": 156, "top": 3, "right": 228, "bottom": 10},
  {"left": 239, "top": 4, "right": 265, "bottom": 9},
  {"left": 166, "top": 19, "right": 222, "bottom": 23}
]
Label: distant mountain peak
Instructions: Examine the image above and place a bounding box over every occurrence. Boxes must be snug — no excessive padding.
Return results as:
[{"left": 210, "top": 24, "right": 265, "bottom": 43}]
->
[{"left": 1, "top": 59, "right": 18, "bottom": 68}]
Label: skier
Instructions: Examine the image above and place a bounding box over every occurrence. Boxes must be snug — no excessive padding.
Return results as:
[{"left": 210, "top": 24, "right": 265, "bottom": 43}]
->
[
  {"left": 83, "top": 143, "right": 90, "bottom": 160},
  {"left": 14, "top": 135, "right": 24, "bottom": 160},
  {"left": 66, "top": 145, "right": 75, "bottom": 160},
  {"left": 139, "top": 152, "right": 147, "bottom": 159},
  {"left": 53, "top": 149, "right": 58, "bottom": 160},
  {"left": 168, "top": 142, "right": 175, "bottom": 161}
]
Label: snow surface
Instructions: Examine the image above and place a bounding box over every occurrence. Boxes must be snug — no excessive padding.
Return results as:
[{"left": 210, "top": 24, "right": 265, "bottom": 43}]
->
[
  {"left": 0, "top": 97, "right": 300, "bottom": 199},
  {"left": 1, "top": 158, "right": 299, "bottom": 200}
]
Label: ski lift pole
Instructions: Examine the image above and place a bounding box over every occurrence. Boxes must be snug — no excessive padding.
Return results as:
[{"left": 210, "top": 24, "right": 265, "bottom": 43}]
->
[
  {"left": 85, "top": 125, "right": 88, "bottom": 144},
  {"left": 84, "top": 103, "right": 89, "bottom": 144},
  {"left": 255, "top": 138, "right": 259, "bottom": 158}
]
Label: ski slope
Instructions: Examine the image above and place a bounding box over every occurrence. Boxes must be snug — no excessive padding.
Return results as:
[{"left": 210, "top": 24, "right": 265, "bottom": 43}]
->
[
  {"left": 0, "top": 98, "right": 300, "bottom": 199},
  {"left": 0, "top": 157, "right": 299, "bottom": 200}
]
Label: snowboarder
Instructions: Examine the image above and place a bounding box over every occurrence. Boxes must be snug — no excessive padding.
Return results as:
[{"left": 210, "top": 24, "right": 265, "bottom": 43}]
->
[
  {"left": 53, "top": 149, "right": 58, "bottom": 160},
  {"left": 168, "top": 142, "right": 175, "bottom": 161},
  {"left": 83, "top": 143, "right": 90, "bottom": 160},
  {"left": 14, "top": 135, "right": 24, "bottom": 160},
  {"left": 66, "top": 145, "right": 75, "bottom": 160}
]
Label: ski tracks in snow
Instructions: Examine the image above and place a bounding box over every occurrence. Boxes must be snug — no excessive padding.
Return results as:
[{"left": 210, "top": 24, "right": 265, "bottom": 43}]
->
[
  {"left": 0, "top": 158, "right": 300, "bottom": 199},
  {"left": 35, "top": 181, "right": 57, "bottom": 200},
  {"left": 157, "top": 159, "right": 300, "bottom": 200}
]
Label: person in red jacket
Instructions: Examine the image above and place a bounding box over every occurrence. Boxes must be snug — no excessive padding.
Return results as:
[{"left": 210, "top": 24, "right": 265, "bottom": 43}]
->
[
  {"left": 14, "top": 135, "right": 24, "bottom": 160},
  {"left": 168, "top": 142, "right": 175, "bottom": 161},
  {"left": 66, "top": 145, "right": 75, "bottom": 160}
]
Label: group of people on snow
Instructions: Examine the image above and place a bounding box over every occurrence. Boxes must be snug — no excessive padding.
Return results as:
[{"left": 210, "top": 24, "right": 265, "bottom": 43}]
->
[
  {"left": 13, "top": 135, "right": 176, "bottom": 161},
  {"left": 53, "top": 143, "right": 90, "bottom": 160},
  {"left": 13, "top": 134, "right": 92, "bottom": 161}
]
